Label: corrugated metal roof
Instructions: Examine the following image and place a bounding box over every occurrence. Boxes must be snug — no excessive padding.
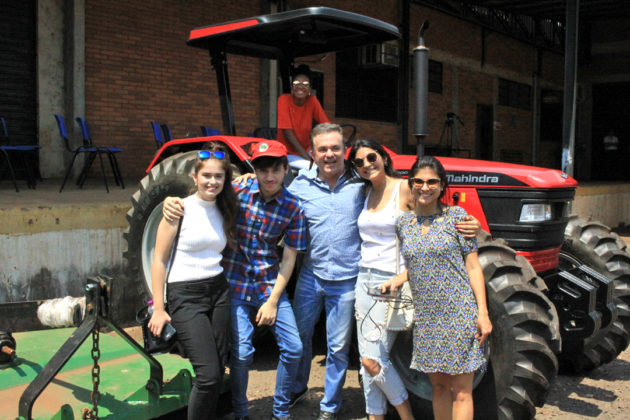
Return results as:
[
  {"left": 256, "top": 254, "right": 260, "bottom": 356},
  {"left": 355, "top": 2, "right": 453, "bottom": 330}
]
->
[
  {"left": 413, "top": 1, "right": 628, "bottom": 49},
  {"left": 472, "top": 0, "right": 630, "bottom": 22}
]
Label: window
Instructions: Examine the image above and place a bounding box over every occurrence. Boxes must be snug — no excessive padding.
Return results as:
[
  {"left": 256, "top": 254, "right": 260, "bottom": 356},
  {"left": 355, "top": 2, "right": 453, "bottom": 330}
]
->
[
  {"left": 428, "top": 60, "right": 443, "bottom": 94},
  {"left": 309, "top": 70, "right": 324, "bottom": 106},
  {"left": 410, "top": 58, "right": 442, "bottom": 93},
  {"left": 335, "top": 48, "right": 398, "bottom": 122},
  {"left": 499, "top": 78, "right": 531, "bottom": 110}
]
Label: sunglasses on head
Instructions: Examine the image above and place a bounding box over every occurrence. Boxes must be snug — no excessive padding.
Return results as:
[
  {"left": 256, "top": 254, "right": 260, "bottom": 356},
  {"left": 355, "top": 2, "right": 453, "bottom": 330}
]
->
[
  {"left": 198, "top": 150, "right": 226, "bottom": 160},
  {"left": 352, "top": 152, "right": 379, "bottom": 168},
  {"left": 409, "top": 177, "right": 441, "bottom": 188}
]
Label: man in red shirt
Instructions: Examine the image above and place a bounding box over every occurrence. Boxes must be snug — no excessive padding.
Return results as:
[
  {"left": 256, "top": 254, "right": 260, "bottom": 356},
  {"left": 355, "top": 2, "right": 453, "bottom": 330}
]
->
[{"left": 277, "top": 65, "right": 330, "bottom": 160}]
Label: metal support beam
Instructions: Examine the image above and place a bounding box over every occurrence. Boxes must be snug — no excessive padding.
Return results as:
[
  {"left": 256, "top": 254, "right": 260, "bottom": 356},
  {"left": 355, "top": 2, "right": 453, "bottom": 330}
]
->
[
  {"left": 399, "top": 0, "right": 411, "bottom": 153},
  {"left": 211, "top": 50, "right": 236, "bottom": 136},
  {"left": 561, "top": 0, "right": 579, "bottom": 176},
  {"left": 532, "top": 48, "right": 541, "bottom": 166}
]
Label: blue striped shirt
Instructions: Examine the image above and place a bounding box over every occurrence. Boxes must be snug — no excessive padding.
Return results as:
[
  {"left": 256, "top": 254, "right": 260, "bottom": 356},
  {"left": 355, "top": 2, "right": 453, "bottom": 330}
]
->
[
  {"left": 288, "top": 167, "right": 366, "bottom": 281},
  {"left": 223, "top": 179, "right": 307, "bottom": 301}
]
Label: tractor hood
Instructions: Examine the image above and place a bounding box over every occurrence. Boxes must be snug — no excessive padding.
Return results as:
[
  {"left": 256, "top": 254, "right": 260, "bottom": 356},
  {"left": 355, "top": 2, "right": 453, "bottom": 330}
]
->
[{"left": 387, "top": 148, "right": 577, "bottom": 189}]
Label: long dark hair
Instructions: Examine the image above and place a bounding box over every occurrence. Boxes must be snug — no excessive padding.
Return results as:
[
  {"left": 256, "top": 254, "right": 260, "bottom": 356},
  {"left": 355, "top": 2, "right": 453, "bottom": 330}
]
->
[
  {"left": 347, "top": 138, "right": 399, "bottom": 178},
  {"left": 193, "top": 142, "right": 237, "bottom": 239},
  {"left": 408, "top": 155, "right": 449, "bottom": 204}
]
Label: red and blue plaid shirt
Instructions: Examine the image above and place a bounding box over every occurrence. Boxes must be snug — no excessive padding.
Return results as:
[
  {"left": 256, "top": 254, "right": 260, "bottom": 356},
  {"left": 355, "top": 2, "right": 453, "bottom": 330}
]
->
[{"left": 223, "top": 178, "right": 307, "bottom": 302}]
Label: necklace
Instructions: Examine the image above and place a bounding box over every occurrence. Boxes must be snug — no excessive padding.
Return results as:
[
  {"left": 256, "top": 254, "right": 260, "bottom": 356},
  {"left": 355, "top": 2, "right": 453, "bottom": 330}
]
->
[
  {"left": 416, "top": 206, "right": 443, "bottom": 223},
  {"left": 416, "top": 212, "right": 440, "bottom": 233},
  {"left": 417, "top": 213, "right": 440, "bottom": 223}
]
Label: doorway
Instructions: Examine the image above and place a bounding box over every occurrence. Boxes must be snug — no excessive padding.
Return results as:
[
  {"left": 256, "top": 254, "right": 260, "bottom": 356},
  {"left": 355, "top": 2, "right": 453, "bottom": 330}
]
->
[
  {"left": 592, "top": 82, "right": 630, "bottom": 181},
  {"left": 476, "top": 104, "right": 493, "bottom": 160},
  {"left": 0, "top": 1, "right": 38, "bottom": 181}
]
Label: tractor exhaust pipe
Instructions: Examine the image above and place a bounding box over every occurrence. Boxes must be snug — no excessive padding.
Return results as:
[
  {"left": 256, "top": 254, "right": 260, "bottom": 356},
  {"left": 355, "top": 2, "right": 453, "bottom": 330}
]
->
[{"left": 413, "top": 20, "right": 430, "bottom": 157}]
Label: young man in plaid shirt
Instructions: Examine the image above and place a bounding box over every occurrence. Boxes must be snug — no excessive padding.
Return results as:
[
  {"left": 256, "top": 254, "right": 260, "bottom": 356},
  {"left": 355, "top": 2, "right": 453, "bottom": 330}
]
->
[
  {"left": 224, "top": 140, "right": 307, "bottom": 420},
  {"left": 163, "top": 140, "right": 306, "bottom": 420}
]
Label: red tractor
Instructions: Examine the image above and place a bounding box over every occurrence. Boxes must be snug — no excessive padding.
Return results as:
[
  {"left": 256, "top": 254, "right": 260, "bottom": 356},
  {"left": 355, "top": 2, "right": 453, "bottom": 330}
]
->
[{"left": 123, "top": 7, "right": 630, "bottom": 420}]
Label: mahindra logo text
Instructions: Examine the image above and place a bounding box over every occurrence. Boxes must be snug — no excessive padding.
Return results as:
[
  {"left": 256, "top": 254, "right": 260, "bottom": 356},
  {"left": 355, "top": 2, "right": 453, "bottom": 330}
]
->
[{"left": 447, "top": 173, "right": 500, "bottom": 184}]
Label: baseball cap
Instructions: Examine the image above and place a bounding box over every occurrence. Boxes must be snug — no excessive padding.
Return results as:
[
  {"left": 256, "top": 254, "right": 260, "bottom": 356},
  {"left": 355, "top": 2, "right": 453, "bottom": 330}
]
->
[{"left": 251, "top": 140, "right": 287, "bottom": 162}]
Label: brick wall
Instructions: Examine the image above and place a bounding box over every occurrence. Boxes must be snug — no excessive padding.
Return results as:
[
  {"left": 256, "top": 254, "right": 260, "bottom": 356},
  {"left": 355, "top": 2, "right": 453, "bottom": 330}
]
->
[
  {"left": 85, "top": 0, "right": 262, "bottom": 180},
  {"left": 407, "top": 2, "right": 562, "bottom": 164},
  {"left": 457, "top": 69, "right": 494, "bottom": 152}
]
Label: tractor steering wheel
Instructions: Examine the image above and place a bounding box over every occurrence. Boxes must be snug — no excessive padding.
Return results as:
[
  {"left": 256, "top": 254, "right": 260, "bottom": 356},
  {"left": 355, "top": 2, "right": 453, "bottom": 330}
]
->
[{"left": 340, "top": 122, "right": 357, "bottom": 147}]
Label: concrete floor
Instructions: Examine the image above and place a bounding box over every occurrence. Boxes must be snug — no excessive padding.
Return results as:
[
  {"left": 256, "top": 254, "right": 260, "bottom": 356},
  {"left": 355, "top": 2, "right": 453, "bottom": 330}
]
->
[{"left": 0, "top": 178, "right": 132, "bottom": 208}]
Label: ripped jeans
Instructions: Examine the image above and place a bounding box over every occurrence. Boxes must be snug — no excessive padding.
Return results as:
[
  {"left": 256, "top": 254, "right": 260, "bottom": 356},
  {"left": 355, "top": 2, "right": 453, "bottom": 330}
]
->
[{"left": 355, "top": 267, "right": 409, "bottom": 415}]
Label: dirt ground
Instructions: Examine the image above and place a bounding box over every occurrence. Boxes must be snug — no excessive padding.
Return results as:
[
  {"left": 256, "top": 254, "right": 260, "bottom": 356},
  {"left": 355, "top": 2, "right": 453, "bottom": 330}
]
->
[
  {"left": 237, "top": 325, "right": 630, "bottom": 420},
  {"left": 238, "top": 235, "right": 630, "bottom": 420}
]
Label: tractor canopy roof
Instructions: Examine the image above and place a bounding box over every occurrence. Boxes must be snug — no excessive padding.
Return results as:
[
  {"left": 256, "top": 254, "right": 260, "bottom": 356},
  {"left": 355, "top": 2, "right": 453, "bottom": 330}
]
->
[{"left": 187, "top": 7, "right": 400, "bottom": 59}]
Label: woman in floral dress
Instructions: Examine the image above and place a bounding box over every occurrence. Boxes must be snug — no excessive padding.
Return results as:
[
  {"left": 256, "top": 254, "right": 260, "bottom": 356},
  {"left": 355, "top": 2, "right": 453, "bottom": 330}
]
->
[{"left": 381, "top": 156, "right": 492, "bottom": 420}]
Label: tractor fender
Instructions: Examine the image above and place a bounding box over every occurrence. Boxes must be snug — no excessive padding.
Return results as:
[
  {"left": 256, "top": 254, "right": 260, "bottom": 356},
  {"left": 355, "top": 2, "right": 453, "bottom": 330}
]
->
[{"left": 145, "top": 135, "right": 257, "bottom": 173}]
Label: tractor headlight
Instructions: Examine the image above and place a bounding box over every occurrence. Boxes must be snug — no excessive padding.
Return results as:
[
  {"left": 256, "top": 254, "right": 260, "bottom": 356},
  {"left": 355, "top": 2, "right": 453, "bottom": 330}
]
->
[{"left": 519, "top": 203, "right": 552, "bottom": 222}]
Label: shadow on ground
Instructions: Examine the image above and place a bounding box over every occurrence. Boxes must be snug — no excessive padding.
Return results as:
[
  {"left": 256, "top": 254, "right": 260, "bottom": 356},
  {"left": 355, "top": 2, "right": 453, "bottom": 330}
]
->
[{"left": 542, "top": 357, "right": 630, "bottom": 418}]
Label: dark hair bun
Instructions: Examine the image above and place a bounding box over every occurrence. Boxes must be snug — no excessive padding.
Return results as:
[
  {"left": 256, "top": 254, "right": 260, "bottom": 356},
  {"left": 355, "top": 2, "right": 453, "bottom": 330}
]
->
[{"left": 293, "top": 64, "right": 311, "bottom": 79}]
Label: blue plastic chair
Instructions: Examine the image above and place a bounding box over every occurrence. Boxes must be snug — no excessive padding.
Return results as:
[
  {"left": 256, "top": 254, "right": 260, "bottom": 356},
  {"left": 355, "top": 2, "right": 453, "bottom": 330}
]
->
[
  {"left": 151, "top": 121, "right": 166, "bottom": 148},
  {"left": 0, "top": 117, "right": 40, "bottom": 191},
  {"left": 200, "top": 126, "right": 220, "bottom": 137},
  {"left": 55, "top": 114, "right": 109, "bottom": 193},
  {"left": 0, "top": 118, "right": 19, "bottom": 192},
  {"left": 160, "top": 124, "right": 173, "bottom": 142},
  {"left": 75, "top": 117, "right": 124, "bottom": 189}
]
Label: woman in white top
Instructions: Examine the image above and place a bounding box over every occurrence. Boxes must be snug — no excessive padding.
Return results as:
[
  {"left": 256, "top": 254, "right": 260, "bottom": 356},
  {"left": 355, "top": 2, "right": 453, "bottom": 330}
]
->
[
  {"left": 348, "top": 138, "right": 479, "bottom": 420},
  {"left": 148, "top": 143, "right": 237, "bottom": 420}
]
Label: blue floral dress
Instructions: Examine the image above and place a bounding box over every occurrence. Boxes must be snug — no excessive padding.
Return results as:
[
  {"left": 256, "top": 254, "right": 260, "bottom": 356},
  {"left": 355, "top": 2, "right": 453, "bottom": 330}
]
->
[{"left": 396, "top": 206, "right": 486, "bottom": 374}]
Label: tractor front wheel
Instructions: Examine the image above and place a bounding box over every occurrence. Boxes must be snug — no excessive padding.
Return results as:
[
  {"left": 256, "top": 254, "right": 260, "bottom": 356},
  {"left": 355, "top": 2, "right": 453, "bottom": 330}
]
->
[{"left": 558, "top": 216, "right": 630, "bottom": 371}]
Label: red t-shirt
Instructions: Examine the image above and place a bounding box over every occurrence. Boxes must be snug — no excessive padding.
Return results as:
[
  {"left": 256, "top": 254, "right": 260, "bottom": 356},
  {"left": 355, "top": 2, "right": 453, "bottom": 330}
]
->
[{"left": 276, "top": 94, "right": 330, "bottom": 154}]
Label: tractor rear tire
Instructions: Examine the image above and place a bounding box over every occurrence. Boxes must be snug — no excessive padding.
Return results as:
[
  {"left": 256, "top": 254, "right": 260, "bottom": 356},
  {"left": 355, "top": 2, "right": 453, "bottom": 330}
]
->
[
  {"left": 559, "top": 215, "right": 630, "bottom": 371},
  {"left": 123, "top": 151, "right": 197, "bottom": 300},
  {"left": 392, "top": 234, "right": 559, "bottom": 420}
]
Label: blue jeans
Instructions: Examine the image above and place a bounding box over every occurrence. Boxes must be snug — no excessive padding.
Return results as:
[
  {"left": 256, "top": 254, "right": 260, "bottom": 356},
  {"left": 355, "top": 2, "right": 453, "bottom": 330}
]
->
[
  {"left": 230, "top": 293, "right": 302, "bottom": 418},
  {"left": 355, "top": 267, "right": 408, "bottom": 415},
  {"left": 292, "top": 266, "right": 356, "bottom": 414}
]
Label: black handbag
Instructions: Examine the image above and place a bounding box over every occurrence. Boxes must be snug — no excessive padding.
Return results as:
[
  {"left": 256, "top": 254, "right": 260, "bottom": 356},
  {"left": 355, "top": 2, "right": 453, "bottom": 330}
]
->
[
  {"left": 137, "top": 217, "right": 183, "bottom": 354},
  {"left": 137, "top": 305, "right": 177, "bottom": 353}
]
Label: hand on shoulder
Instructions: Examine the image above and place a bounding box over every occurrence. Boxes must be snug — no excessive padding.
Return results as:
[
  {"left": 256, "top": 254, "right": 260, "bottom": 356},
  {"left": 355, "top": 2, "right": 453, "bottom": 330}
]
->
[
  {"left": 453, "top": 206, "right": 481, "bottom": 238},
  {"left": 233, "top": 172, "right": 256, "bottom": 185},
  {"left": 163, "top": 196, "right": 185, "bottom": 221}
]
